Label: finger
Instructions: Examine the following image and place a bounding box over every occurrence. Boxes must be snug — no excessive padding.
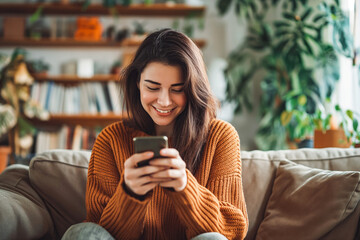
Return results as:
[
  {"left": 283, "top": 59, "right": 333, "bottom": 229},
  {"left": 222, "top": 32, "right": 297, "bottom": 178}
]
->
[
  {"left": 159, "top": 148, "right": 179, "bottom": 158},
  {"left": 150, "top": 169, "right": 184, "bottom": 179},
  {"left": 159, "top": 178, "right": 187, "bottom": 192},
  {"left": 150, "top": 158, "right": 186, "bottom": 169},
  {"left": 135, "top": 182, "right": 159, "bottom": 196},
  {"left": 125, "top": 152, "right": 154, "bottom": 168},
  {"left": 126, "top": 165, "right": 167, "bottom": 180}
]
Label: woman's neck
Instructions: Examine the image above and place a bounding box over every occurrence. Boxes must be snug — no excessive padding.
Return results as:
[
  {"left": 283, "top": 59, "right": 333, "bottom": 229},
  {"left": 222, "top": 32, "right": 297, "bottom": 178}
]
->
[{"left": 155, "top": 123, "right": 174, "bottom": 137}]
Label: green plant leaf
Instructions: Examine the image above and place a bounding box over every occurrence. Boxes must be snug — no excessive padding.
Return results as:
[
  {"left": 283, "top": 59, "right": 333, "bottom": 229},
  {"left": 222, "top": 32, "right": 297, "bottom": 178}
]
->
[
  {"left": 281, "top": 111, "right": 293, "bottom": 126},
  {"left": 82, "top": 0, "right": 91, "bottom": 11},
  {"left": 346, "top": 110, "right": 354, "bottom": 120},
  {"left": 283, "top": 12, "right": 295, "bottom": 20},
  {"left": 301, "top": 7, "right": 312, "bottom": 21},
  {"left": 29, "top": 6, "right": 43, "bottom": 24},
  {"left": 217, "top": 0, "right": 233, "bottom": 16},
  {"left": 353, "top": 119, "right": 359, "bottom": 132}
]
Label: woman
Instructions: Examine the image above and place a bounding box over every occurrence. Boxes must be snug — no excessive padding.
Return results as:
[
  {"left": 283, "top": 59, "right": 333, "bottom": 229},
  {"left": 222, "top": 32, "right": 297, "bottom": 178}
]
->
[{"left": 62, "top": 29, "right": 248, "bottom": 240}]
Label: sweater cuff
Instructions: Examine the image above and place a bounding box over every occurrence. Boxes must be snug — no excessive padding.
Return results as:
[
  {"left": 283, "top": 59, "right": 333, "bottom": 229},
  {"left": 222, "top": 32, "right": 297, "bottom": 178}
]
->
[
  {"left": 118, "top": 178, "right": 153, "bottom": 204},
  {"left": 164, "top": 169, "right": 210, "bottom": 208}
]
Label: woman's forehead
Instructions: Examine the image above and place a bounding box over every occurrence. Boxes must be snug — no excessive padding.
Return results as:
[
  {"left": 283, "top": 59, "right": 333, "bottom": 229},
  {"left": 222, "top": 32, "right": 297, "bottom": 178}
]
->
[{"left": 141, "top": 62, "right": 184, "bottom": 84}]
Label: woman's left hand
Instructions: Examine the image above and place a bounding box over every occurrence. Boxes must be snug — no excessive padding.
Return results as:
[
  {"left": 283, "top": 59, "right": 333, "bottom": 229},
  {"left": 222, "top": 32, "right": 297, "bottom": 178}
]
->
[{"left": 149, "top": 148, "right": 187, "bottom": 192}]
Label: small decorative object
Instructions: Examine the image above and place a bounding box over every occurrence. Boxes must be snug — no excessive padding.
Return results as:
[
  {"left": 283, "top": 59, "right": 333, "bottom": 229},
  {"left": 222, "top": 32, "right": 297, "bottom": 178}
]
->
[
  {"left": 314, "top": 129, "right": 351, "bottom": 148},
  {"left": 110, "top": 60, "right": 122, "bottom": 75},
  {"left": 26, "top": 19, "right": 51, "bottom": 40},
  {"left": 131, "top": 21, "right": 147, "bottom": 42},
  {"left": 77, "top": 59, "right": 94, "bottom": 78},
  {"left": 27, "top": 59, "right": 50, "bottom": 77},
  {"left": 3, "top": 17, "right": 25, "bottom": 40},
  {"left": 106, "top": 25, "right": 116, "bottom": 41},
  {"left": 0, "top": 48, "right": 49, "bottom": 163},
  {"left": 74, "top": 17, "right": 103, "bottom": 41},
  {"left": 116, "top": 28, "right": 130, "bottom": 42},
  {"left": 0, "top": 146, "right": 11, "bottom": 174},
  {"left": 312, "top": 104, "right": 356, "bottom": 148}
]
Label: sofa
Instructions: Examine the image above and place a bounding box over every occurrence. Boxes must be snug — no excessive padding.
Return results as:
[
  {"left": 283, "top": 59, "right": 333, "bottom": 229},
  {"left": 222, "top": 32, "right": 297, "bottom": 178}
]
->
[{"left": 0, "top": 148, "right": 359, "bottom": 240}]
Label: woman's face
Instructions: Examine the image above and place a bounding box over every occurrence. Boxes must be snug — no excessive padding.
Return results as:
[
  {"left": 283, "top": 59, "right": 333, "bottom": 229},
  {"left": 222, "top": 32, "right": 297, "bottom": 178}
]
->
[{"left": 139, "top": 62, "right": 187, "bottom": 135}]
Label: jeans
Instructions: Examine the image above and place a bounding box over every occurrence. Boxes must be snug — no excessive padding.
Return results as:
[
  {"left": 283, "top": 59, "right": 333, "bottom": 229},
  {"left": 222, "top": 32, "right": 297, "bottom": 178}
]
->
[{"left": 61, "top": 222, "right": 228, "bottom": 240}]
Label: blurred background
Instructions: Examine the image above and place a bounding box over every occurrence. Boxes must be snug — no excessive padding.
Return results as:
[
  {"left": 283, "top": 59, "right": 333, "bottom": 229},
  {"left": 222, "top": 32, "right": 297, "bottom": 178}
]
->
[{"left": 0, "top": 0, "right": 359, "bottom": 168}]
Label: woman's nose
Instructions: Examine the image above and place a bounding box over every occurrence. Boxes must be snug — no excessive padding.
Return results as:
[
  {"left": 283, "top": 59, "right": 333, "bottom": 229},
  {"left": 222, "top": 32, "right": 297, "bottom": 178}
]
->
[{"left": 157, "top": 90, "right": 172, "bottom": 106}]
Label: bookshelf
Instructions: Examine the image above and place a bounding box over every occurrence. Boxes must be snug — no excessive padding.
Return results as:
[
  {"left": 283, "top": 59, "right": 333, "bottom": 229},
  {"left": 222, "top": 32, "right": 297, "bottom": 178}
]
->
[
  {"left": 0, "top": 3, "right": 205, "bottom": 17},
  {"left": 1, "top": 2, "right": 206, "bottom": 153},
  {"left": 29, "top": 113, "right": 125, "bottom": 127},
  {"left": 0, "top": 38, "right": 206, "bottom": 48}
]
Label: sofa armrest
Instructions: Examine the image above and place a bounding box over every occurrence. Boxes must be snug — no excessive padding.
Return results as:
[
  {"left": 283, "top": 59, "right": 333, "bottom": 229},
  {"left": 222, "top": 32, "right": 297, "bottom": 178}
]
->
[{"left": 0, "top": 164, "right": 55, "bottom": 240}]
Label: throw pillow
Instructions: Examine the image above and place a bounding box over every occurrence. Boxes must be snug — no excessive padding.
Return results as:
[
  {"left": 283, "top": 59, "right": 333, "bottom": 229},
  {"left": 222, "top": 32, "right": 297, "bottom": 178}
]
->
[{"left": 256, "top": 160, "right": 360, "bottom": 240}]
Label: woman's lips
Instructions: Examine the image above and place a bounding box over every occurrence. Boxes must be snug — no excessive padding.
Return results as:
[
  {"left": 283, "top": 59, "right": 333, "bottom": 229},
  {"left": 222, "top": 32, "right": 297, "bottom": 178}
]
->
[{"left": 153, "top": 106, "right": 175, "bottom": 115}]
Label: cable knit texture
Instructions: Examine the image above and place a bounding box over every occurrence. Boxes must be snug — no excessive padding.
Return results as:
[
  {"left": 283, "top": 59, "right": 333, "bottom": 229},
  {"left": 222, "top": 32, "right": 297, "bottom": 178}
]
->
[{"left": 86, "top": 119, "right": 248, "bottom": 239}]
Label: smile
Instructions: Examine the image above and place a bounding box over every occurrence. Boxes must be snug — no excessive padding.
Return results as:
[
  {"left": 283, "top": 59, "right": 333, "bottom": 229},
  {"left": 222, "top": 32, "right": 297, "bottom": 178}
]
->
[{"left": 153, "top": 106, "right": 175, "bottom": 114}]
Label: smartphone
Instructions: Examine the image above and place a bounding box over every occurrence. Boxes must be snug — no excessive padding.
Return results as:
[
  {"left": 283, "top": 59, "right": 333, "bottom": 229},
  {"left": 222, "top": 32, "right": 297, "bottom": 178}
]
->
[{"left": 133, "top": 136, "right": 168, "bottom": 167}]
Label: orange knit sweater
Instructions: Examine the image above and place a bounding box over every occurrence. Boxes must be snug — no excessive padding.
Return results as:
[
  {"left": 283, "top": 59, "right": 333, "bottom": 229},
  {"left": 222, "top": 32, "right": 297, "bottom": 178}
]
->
[{"left": 86, "top": 119, "right": 248, "bottom": 240}]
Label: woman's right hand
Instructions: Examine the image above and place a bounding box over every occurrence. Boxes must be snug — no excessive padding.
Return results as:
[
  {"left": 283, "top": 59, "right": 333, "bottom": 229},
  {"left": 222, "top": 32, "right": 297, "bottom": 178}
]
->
[{"left": 124, "top": 151, "right": 169, "bottom": 196}]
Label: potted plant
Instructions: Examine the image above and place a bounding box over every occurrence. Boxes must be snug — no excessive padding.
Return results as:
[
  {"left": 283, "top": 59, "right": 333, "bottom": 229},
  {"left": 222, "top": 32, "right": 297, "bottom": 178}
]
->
[
  {"left": 334, "top": 105, "right": 360, "bottom": 148},
  {"left": 280, "top": 95, "right": 314, "bottom": 148},
  {"left": 27, "top": 58, "right": 50, "bottom": 78},
  {"left": 0, "top": 48, "right": 49, "bottom": 165},
  {"left": 216, "top": 0, "right": 354, "bottom": 150},
  {"left": 312, "top": 105, "right": 352, "bottom": 148}
]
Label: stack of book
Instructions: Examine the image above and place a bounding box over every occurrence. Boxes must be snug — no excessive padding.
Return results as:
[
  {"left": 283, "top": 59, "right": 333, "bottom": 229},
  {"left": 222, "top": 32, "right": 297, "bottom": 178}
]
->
[
  {"left": 35, "top": 125, "right": 100, "bottom": 153},
  {"left": 30, "top": 81, "right": 122, "bottom": 115}
]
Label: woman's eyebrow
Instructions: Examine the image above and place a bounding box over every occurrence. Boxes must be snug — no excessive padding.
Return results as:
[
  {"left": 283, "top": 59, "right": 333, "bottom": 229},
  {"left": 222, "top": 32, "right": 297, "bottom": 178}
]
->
[
  {"left": 171, "top": 83, "right": 184, "bottom": 87},
  {"left": 144, "top": 80, "right": 160, "bottom": 85},
  {"left": 144, "top": 80, "right": 184, "bottom": 87}
]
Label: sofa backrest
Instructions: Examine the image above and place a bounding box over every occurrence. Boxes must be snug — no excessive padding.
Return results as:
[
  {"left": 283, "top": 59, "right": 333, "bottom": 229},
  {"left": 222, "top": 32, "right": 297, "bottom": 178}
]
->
[
  {"left": 241, "top": 148, "right": 360, "bottom": 240},
  {"left": 28, "top": 148, "right": 360, "bottom": 240}
]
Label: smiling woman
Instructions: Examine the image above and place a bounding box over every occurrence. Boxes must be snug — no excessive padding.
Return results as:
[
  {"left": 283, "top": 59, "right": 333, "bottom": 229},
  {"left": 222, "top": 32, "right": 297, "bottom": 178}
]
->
[
  {"left": 61, "top": 29, "right": 249, "bottom": 240},
  {"left": 138, "top": 62, "right": 187, "bottom": 136}
]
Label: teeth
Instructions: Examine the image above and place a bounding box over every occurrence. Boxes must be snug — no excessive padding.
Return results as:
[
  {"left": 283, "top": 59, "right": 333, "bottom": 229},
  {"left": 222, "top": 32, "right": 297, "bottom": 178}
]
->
[{"left": 155, "top": 107, "right": 172, "bottom": 113}]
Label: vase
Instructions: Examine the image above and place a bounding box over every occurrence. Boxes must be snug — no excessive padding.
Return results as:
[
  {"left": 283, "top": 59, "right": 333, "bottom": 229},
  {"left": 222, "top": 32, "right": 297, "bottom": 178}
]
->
[
  {"left": 0, "top": 146, "right": 11, "bottom": 174},
  {"left": 314, "top": 129, "right": 352, "bottom": 148}
]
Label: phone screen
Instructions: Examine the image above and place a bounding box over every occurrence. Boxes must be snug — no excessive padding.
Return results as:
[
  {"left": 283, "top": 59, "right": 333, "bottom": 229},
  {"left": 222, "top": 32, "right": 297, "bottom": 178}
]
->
[{"left": 133, "top": 136, "right": 168, "bottom": 167}]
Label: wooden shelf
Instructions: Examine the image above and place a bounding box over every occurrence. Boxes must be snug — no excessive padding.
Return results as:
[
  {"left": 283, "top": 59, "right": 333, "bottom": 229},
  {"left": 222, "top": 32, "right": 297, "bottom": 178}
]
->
[
  {"left": 0, "top": 38, "right": 206, "bottom": 48},
  {"left": 30, "top": 113, "right": 125, "bottom": 127},
  {"left": 0, "top": 3, "right": 205, "bottom": 17},
  {"left": 33, "top": 74, "right": 119, "bottom": 83}
]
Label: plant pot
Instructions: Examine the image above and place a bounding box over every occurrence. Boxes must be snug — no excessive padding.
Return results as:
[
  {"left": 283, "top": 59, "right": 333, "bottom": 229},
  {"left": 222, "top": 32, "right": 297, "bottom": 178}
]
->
[
  {"left": 0, "top": 146, "right": 11, "bottom": 174},
  {"left": 297, "top": 139, "right": 314, "bottom": 149},
  {"left": 314, "top": 129, "right": 352, "bottom": 148}
]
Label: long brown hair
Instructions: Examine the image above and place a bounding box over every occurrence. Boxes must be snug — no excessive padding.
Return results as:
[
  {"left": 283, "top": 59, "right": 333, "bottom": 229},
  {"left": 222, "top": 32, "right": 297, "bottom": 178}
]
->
[{"left": 120, "top": 29, "right": 217, "bottom": 173}]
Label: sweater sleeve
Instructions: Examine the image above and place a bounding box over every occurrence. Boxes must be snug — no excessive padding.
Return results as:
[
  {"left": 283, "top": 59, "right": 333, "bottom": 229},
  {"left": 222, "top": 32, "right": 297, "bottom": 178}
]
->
[
  {"left": 85, "top": 125, "right": 151, "bottom": 240},
  {"left": 164, "top": 121, "right": 248, "bottom": 240}
]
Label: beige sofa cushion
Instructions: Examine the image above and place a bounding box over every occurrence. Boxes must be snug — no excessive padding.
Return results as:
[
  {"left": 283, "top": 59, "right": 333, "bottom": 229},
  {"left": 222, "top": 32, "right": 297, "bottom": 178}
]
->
[
  {"left": 0, "top": 164, "right": 54, "bottom": 239},
  {"left": 29, "top": 149, "right": 91, "bottom": 239},
  {"left": 241, "top": 148, "right": 360, "bottom": 240},
  {"left": 256, "top": 161, "right": 360, "bottom": 240}
]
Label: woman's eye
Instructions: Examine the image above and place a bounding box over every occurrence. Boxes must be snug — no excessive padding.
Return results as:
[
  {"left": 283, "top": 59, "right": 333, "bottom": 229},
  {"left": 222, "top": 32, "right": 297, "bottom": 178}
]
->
[
  {"left": 172, "top": 88, "right": 183, "bottom": 93},
  {"left": 147, "top": 86, "right": 159, "bottom": 91}
]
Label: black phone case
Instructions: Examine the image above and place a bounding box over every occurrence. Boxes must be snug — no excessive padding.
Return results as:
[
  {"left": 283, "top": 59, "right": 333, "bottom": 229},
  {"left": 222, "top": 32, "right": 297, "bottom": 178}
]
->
[{"left": 133, "top": 136, "right": 168, "bottom": 167}]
